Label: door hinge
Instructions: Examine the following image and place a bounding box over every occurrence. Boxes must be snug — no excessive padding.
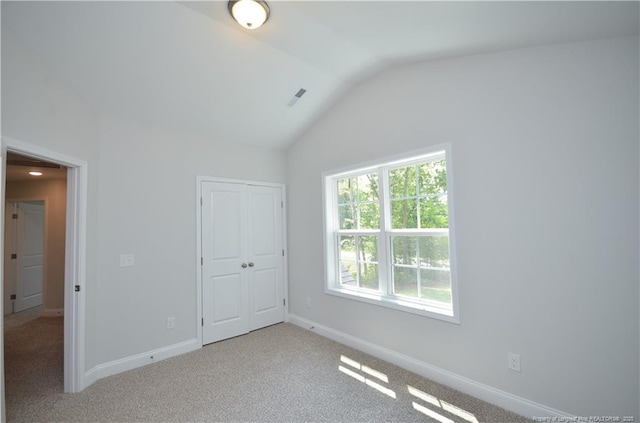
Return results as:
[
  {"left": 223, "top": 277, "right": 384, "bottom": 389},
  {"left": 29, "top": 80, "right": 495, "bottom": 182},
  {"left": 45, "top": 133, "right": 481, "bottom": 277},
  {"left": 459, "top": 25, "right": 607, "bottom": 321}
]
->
[
  {"left": 281, "top": 201, "right": 283, "bottom": 208},
  {"left": 10, "top": 294, "right": 16, "bottom": 300},
  {"left": 200, "top": 197, "right": 203, "bottom": 206},
  {"left": 282, "top": 250, "right": 284, "bottom": 257},
  {"left": 201, "top": 257, "right": 203, "bottom": 266},
  {"left": 201, "top": 318, "right": 204, "bottom": 326},
  {"left": 11, "top": 213, "right": 18, "bottom": 219},
  {"left": 75, "top": 285, "right": 81, "bottom": 292},
  {"left": 283, "top": 298, "right": 286, "bottom": 306},
  {"left": 10, "top": 253, "right": 17, "bottom": 260}
]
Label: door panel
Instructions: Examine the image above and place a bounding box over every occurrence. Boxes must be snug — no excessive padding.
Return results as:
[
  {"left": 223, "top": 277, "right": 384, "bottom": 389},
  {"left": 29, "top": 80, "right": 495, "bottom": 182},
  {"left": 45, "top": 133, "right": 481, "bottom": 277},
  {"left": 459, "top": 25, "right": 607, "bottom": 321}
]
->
[
  {"left": 212, "top": 274, "right": 243, "bottom": 323},
  {"left": 251, "top": 192, "right": 277, "bottom": 256},
  {"left": 211, "top": 191, "right": 242, "bottom": 260},
  {"left": 202, "top": 182, "right": 248, "bottom": 345},
  {"left": 253, "top": 268, "right": 278, "bottom": 313},
  {"left": 15, "top": 202, "right": 44, "bottom": 312},
  {"left": 248, "top": 185, "right": 284, "bottom": 331}
]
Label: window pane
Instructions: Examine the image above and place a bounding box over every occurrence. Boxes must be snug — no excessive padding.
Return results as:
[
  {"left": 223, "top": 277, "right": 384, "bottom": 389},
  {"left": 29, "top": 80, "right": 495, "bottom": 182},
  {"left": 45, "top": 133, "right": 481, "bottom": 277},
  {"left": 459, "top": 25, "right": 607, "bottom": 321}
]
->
[
  {"left": 359, "top": 235, "right": 378, "bottom": 263},
  {"left": 339, "top": 235, "right": 357, "bottom": 286},
  {"left": 419, "top": 195, "right": 448, "bottom": 229},
  {"left": 391, "top": 236, "right": 418, "bottom": 297},
  {"left": 391, "top": 198, "right": 418, "bottom": 229},
  {"left": 340, "top": 235, "right": 379, "bottom": 290},
  {"left": 338, "top": 173, "right": 379, "bottom": 229},
  {"left": 359, "top": 263, "right": 379, "bottom": 290},
  {"left": 340, "top": 261, "right": 357, "bottom": 286},
  {"left": 419, "top": 268, "right": 452, "bottom": 304},
  {"left": 392, "top": 235, "right": 451, "bottom": 302},
  {"left": 339, "top": 236, "right": 355, "bottom": 261},
  {"left": 358, "top": 236, "right": 378, "bottom": 290},
  {"left": 358, "top": 202, "right": 379, "bottom": 229},
  {"left": 357, "top": 174, "right": 378, "bottom": 202},
  {"left": 419, "top": 236, "right": 450, "bottom": 268},
  {"left": 391, "top": 236, "right": 416, "bottom": 265},
  {"left": 418, "top": 160, "right": 447, "bottom": 196},
  {"left": 337, "top": 177, "right": 356, "bottom": 205},
  {"left": 392, "top": 266, "right": 418, "bottom": 298},
  {"left": 338, "top": 205, "right": 354, "bottom": 229},
  {"left": 389, "top": 166, "right": 417, "bottom": 199}
]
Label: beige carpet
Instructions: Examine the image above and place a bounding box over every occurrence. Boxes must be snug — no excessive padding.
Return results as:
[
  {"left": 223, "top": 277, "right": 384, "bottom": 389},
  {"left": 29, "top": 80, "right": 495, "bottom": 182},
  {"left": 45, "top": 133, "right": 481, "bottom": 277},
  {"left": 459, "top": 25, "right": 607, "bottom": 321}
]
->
[
  {"left": 4, "top": 310, "right": 530, "bottom": 422},
  {"left": 4, "top": 306, "right": 64, "bottom": 421}
]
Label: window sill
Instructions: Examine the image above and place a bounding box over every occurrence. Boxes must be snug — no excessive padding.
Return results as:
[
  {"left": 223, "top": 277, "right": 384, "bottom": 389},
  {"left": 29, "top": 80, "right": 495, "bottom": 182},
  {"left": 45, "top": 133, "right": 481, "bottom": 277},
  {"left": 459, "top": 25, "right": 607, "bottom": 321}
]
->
[{"left": 325, "top": 286, "right": 460, "bottom": 324}]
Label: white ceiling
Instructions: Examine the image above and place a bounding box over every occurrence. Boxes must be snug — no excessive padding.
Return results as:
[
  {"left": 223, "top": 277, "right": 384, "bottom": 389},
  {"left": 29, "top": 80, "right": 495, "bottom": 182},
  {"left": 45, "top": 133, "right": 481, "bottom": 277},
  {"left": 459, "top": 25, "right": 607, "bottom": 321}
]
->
[
  {"left": 5, "top": 165, "right": 67, "bottom": 182},
  {"left": 3, "top": 1, "right": 638, "bottom": 150},
  {"left": 4, "top": 153, "right": 66, "bottom": 182}
]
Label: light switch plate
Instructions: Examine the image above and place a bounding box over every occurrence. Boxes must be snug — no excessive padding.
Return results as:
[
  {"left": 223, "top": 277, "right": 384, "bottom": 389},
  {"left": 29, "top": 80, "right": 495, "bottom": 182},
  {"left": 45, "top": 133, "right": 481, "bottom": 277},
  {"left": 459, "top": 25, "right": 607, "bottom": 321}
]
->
[
  {"left": 508, "top": 353, "right": 521, "bottom": 372},
  {"left": 119, "top": 254, "right": 134, "bottom": 267}
]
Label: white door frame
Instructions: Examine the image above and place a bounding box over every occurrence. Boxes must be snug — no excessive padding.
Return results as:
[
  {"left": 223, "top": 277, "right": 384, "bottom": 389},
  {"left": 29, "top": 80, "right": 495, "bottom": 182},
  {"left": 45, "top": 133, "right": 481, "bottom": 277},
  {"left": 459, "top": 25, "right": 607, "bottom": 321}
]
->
[
  {"left": 1, "top": 136, "right": 88, "bottom": 394},
  {"left": 195, "top": 176, "right": 288, "bottom": 346}
]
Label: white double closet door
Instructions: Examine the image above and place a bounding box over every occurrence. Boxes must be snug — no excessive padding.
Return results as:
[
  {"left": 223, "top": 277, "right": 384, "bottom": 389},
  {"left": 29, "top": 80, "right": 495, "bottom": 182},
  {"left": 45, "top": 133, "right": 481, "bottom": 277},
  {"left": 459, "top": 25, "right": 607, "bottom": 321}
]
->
[{"left": 201, "top": 181, "right": 285, "bottom": 345}]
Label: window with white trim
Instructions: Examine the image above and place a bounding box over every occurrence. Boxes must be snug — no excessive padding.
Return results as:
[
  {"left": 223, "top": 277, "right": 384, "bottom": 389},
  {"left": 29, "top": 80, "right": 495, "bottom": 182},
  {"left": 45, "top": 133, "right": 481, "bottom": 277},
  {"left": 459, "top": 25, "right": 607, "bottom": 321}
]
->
[{"left": 323, "top": 146, "right": 459, "bottom": 322}]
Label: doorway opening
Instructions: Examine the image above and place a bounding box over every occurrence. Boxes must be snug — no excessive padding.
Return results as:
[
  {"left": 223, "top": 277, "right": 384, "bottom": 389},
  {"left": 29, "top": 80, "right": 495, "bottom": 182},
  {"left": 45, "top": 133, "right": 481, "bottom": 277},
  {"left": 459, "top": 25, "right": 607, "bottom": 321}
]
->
[
  {"left": 3, "top": 153, "right": 67, "bottom": 416},
  {"left": 1, "top": 137, "right": 88, "bottom": 405}
]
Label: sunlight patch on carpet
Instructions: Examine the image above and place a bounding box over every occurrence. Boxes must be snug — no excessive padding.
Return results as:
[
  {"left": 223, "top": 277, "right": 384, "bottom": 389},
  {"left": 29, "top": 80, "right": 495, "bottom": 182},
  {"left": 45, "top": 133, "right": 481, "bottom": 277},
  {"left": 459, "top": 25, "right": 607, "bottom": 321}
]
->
[
  {"left": 338, "top": 355, "right": 396, "bottom": 399},
  {"left": 408, "top": 384, "right": 479, "bottom": 423}
]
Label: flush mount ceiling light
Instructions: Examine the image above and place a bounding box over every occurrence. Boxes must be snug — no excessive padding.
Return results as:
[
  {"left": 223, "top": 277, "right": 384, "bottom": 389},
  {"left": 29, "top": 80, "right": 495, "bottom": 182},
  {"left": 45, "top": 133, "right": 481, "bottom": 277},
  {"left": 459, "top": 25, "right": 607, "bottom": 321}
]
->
[
  {"left": 228, "top": 0, "right": 270, "bottom": 30},
  {"left": 29, "top": 171, "right": 43, "bottom": 176}
]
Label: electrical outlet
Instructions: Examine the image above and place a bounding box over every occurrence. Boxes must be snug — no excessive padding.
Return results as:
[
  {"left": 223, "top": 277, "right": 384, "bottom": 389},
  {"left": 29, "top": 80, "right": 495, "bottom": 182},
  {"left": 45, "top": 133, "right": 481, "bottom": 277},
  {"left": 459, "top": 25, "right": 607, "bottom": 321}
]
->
[
  {"left": 508, "top": 353, "right": 521, "bottom": 372},
  {"left": 119, "top": 254, "right": 135, "bottom": 267},
  {"left": 167, "top": 317, "right": 175, "bottom": 330}
]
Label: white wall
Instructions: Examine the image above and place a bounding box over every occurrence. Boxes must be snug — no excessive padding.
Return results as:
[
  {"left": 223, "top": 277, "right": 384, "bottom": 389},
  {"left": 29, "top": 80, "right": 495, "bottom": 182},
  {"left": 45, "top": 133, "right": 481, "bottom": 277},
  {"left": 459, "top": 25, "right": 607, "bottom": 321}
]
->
[
  {"left": 286, "top": 37, "right": 639, "bottom": 417},
  {"left": 1, "top": 26, "right": 101, "bottom": 370},
  {"left": 2, "top": 22, "right": 287, "bottom": 375},
  {"left": 95, "top": 115, "right": 286, "bottom": 363}
]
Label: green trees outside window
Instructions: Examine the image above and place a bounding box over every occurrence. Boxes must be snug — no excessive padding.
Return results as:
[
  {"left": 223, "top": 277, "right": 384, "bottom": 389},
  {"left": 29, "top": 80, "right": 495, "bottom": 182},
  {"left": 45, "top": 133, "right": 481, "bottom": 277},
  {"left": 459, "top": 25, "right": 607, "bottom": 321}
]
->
[
  {"left": 388, "top": 160, "right": 451, "bottom": 304},
  {"left": 332, "top": 154, "right": 453, "bottom": 308}
]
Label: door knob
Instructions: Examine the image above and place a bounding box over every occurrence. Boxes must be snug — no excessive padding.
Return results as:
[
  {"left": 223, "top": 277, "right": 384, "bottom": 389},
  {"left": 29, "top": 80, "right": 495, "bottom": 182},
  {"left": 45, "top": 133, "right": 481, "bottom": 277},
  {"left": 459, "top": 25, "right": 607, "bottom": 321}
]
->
[
  {"left": 241, "top": 263, "right": 248, "bottom": 268},
  {"left": 248, "top": 262, "right": 255, "bottom": 267}
]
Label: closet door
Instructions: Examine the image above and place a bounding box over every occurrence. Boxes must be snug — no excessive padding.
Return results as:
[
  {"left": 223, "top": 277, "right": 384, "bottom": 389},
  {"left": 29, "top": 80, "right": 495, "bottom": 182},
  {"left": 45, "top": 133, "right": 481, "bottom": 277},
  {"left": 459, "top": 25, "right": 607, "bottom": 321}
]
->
[
  {"left": 248, "top": 185, "right": 284, "bottom": 331},
  {"left": 202, "top": 182, "right": 249, "bottom": 344},
  {"left": 201, "top": 181, "right": 285, "bottom": 345}
]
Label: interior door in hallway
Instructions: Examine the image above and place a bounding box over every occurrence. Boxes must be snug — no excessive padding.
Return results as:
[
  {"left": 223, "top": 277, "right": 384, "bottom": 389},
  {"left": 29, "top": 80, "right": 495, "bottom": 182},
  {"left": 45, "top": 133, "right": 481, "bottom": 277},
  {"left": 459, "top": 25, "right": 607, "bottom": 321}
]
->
[
  {"left": 14, "top": 201, "right": 45, "bottom": 313},
  {"left": 201, "top": 181, "right": 284, "bottom": 345}
]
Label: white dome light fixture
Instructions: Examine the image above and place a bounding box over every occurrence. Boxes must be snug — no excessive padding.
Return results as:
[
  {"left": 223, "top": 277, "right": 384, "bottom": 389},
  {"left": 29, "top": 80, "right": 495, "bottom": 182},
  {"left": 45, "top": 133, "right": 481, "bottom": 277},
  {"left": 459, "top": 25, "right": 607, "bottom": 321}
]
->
[{"left": 228, "top": 0, "right": 270, "bottom": 30}]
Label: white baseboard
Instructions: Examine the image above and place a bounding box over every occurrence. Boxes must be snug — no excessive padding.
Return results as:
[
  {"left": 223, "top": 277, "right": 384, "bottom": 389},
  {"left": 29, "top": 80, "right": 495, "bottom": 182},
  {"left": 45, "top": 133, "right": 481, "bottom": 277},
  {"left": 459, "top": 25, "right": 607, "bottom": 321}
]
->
[
  {"left": 43, "top": 308, "right": 64, "bottom": 317},
  {"left": 84, "top": 338, "right": 200, "bottom": 384},
  {"left": 83, "top": 366, "right": 98, "bottom": 390},
  {"left": 288, "top": 314, "right": 571, "bottom": 419}
]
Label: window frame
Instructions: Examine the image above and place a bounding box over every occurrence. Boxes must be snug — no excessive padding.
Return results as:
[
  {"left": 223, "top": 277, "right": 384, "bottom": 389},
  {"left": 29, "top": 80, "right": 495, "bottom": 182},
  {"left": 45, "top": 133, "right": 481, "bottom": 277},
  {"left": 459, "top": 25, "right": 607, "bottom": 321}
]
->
[{"left": 322, "top": 144, "right": 460, "bottom": 323}]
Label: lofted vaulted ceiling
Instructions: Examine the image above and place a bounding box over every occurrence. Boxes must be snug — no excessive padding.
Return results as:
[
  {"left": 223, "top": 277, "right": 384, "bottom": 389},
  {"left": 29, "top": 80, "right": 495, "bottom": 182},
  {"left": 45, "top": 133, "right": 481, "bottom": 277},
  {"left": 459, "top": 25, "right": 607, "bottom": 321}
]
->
[{"left": 2, "top": 1, "right": 638, "bottom": 150}]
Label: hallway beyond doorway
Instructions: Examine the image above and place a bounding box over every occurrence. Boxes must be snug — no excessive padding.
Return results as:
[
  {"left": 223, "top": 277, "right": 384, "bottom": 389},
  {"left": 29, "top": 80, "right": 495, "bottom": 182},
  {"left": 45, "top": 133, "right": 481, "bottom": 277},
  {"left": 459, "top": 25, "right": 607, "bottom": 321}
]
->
[{"left": 3, "top": 306, "right": 63, "bottom": 421}]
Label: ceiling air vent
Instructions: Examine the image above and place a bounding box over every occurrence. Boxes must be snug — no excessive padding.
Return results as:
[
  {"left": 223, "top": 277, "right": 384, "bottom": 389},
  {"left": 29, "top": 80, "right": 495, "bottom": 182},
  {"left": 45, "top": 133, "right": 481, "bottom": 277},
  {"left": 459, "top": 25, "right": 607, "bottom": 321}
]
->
[{"left": 287, "top": 88, "right": 307, "bottom": 107}]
